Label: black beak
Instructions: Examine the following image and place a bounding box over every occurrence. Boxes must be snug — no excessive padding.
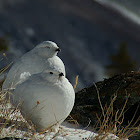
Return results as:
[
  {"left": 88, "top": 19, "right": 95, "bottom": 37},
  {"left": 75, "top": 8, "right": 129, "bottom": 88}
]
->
[
  {"left": 59, "top": 72, "right": 64, "bottom": 77},
  {"left": 56, "top": 48, "right": 61, "bottom": 52}
]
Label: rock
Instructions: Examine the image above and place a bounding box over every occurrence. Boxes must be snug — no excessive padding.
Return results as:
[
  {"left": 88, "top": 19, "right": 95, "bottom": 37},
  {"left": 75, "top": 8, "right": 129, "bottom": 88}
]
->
[{"left": 70, "top": 71, "right": 140, "bottom": 127}]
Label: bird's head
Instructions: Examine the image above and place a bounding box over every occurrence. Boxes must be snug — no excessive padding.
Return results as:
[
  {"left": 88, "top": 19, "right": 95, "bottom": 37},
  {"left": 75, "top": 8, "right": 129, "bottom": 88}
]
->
[
  {"left": 42, "top": 68, "right": 64, "bottom": 83},
  {"left": 34, "top": 41, "right": 61, "bottom": 58}
]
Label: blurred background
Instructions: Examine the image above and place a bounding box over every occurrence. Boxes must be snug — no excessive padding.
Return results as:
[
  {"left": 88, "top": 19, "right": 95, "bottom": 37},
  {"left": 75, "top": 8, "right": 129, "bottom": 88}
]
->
[{"left": 0, "top": 0, "right": 140, "bottom": 90}]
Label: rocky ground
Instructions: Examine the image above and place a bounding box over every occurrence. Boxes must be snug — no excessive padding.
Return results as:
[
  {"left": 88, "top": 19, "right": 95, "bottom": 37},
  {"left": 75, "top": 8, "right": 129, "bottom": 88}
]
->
[
  {"left": 71, "top": 71, "right": 140, "bottom": 126},
  {"left": 71, "top": 71, "right": 140, "bottom": 140}
]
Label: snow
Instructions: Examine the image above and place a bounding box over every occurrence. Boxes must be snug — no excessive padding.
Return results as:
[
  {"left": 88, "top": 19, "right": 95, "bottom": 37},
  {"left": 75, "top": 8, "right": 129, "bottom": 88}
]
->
[
  {"left": 0, "top": 123, "right": 125, "bottom": 140},
  {"left": 0, "top": 101, "right": 127, "bottom": 140},
  {"left": 0, "top": 125, "right": 95, "bottom": 139}
]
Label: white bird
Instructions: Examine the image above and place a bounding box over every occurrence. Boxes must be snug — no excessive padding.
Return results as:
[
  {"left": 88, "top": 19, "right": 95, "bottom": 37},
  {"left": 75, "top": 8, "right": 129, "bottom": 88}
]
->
[
  {"left": 11, "top": 69, "right": 75, "bottom": 132},
  {"left": 2, "top": 41, "right": 66, "bottom": 90}
]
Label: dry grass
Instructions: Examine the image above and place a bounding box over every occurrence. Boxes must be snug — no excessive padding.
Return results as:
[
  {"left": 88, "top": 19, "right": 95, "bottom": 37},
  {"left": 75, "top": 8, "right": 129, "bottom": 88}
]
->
[
  {"left": 74, "top": 75, "right": 79, "bottom": 90},
  {"left": 0, "top": 90, "right": 36, "bottom": 139},
  {"left": 93, "top": 83, "right": 140, "bottom": 140},
  {"left": 0, "top": 90, "right": 94, "bottom": 139}
]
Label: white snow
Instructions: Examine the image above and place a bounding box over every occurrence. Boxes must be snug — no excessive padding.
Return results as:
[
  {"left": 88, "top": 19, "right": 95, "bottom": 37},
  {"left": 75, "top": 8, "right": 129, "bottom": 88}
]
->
[
  {"left": 0, "top": 123, "right": 124, "bottom": 140},
  {"left": 0, "top": 96, "right": 127, "bottom": 140}
]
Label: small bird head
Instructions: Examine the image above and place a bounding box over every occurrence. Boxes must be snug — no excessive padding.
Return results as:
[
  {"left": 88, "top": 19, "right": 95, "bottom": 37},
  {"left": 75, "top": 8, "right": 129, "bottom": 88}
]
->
[
  {"left": 34, "top": 41, "right": 61, "bottom": 58},
  {"left": 42, "top": 69, "right": 64, "bottom": 83}
]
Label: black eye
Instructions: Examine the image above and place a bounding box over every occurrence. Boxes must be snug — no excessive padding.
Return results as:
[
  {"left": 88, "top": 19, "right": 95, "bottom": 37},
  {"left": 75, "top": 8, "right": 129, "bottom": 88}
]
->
[
  {"left": 47, "top": 46, "right": 50, "bottom": 49},
  {"left": 50, "top": 72, "right": 53, "bottom": 74}
]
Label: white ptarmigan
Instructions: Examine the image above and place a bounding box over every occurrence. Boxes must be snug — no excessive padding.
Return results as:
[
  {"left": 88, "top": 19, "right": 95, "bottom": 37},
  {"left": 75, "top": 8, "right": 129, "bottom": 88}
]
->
[
  {"left": 12, "top": 69, "right": 75, "bottom": 132},
  {"left": 2, "top": 41, "right": 66, "bottom": 89}
]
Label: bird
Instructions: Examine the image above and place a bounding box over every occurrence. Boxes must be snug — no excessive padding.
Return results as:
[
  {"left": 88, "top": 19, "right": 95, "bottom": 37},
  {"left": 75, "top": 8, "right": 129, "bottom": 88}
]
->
[
  {"left": 2, "top": 41, "right": 66, "bottom": 90},
  {"left": 11, "top": 69, "right": 75, "bottom": 132}
]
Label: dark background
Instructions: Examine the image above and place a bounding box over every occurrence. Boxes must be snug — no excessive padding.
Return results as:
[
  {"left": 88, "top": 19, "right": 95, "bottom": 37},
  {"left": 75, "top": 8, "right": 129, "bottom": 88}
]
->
[{"left": 0, "top": 0, "right": 140, "bottom": 90}]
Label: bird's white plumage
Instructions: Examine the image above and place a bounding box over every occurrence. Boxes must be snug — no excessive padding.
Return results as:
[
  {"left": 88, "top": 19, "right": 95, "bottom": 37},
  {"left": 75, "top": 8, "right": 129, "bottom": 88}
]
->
[
  {"left": 2, "top": 41, "right": 66, "bottom": 89},
  {"left": 12, "top": 69, "right": 75, "bottom": 132}
]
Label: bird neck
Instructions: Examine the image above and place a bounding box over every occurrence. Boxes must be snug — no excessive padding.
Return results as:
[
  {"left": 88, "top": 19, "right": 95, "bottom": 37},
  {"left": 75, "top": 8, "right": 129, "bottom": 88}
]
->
[{"left": 40, "top": 73, "right": 59, "bottom": 83}]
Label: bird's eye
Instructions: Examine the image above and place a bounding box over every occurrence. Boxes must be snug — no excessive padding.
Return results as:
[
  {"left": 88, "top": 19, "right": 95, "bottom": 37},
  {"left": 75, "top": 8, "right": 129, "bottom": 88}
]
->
[
  {"left": 50, "top": 72, "right": 53, "bottom": 74},
  {"left": 47, "top": 46, "right": 50, "bottom": 49}
]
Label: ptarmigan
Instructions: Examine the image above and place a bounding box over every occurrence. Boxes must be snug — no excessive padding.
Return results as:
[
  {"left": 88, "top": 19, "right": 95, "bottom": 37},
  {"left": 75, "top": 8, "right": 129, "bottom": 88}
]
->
[
  {"left": 12, "top": 69, "right": 75, "bottom": 132},
  {"left": 2, "top": 41, "right": 66, "bottom": 89}
]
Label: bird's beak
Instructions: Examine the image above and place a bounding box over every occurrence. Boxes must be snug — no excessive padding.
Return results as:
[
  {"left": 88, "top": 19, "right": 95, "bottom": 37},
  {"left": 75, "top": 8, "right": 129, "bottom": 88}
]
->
[
  {"left": 59, "top": 72, "right": 64, "bottom": 78},
  {"left": 56, "top": 48, "right": 61, "bottom": 52}
]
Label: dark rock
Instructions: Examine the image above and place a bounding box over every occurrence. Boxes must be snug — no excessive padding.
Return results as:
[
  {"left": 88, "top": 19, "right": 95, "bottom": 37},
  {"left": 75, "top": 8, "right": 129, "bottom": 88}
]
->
[{"left": 70, "top": 71, "right": 140, "bottom": 127}]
